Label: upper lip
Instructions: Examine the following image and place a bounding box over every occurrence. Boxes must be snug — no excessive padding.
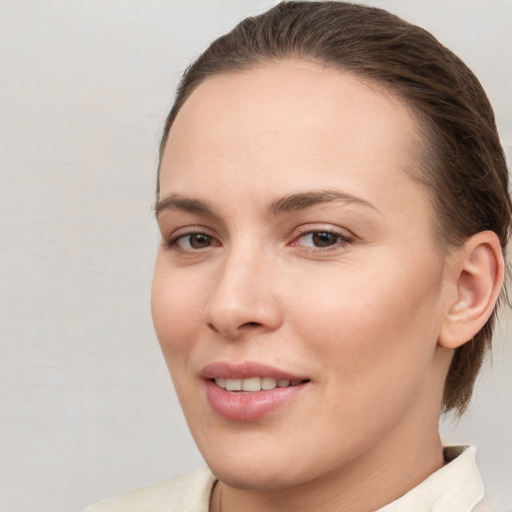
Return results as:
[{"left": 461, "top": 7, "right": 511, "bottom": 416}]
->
[{"left": 201, "top": 361, "right": 308, "bottom": 381}]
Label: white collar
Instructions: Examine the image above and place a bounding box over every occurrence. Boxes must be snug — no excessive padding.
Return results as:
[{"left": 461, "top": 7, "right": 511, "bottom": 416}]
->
[{"left": 377, "top": 446, "right": 484, "bottom": 512}]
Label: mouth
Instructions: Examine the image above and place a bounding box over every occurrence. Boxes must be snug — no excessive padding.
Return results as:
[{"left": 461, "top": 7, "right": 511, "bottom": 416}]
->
[
  {"left": 212, "top": 376, "right": 309, "bottom": 392},
  {"left": 201, "top": 362, "right": 311, "bottom": 421}
]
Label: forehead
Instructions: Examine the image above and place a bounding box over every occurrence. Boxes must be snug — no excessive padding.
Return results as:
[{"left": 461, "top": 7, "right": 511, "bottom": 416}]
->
[
  {"left": 161, "top": 59, "right": 427, "bottom": 219},
  {"left": 164, "top": 59, "right": 423, "bottom": 172}
]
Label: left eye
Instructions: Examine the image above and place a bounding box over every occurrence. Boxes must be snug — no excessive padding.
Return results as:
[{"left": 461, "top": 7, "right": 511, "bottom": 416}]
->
[{"left": 296, "top": 231, "right": 349, "bottom": 248}]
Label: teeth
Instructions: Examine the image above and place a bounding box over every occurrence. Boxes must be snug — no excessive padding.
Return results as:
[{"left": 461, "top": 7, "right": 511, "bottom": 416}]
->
[
  {"left": 261, "top": 376, "right": 277, "bottom": 390},
  {"left": 225, "top": 378, "right": 242, "bottom": 391},
  {"left": 241, "top": 377, "right": 261, "bottom": 391},
  {"left": 214, "top": 376, "right": 303, "bottom": 392}
]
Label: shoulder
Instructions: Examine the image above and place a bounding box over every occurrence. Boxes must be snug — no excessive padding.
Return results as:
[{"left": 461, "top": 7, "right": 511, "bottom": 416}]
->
[{"left": 82, "top": 467, "right": 216, "bottom": 512}]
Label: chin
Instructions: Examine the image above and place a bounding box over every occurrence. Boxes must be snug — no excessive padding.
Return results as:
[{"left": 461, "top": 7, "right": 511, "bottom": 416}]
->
[
  {"left": 207, "top": 460, "right": 310, "bottom": 491},
  {"left": 198, "top": 433, "right": 345, "bottom": 493},
  {"left": 199, "top": 442, "right": 292, "bottom": 490}
]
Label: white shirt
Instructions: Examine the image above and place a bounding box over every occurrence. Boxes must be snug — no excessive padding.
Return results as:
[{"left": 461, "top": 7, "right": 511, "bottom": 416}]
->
[
  {"left": 378, "top": 446, "right": 484, "bottom": 512},
  {"left": 83, "top": 446, "right": 485, "bottom": 512}
]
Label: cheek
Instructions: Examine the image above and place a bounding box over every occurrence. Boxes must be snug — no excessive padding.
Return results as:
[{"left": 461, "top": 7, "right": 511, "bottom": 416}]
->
[
  {"left": 151, "top": 272, "right": 208, "bottom": 416},
  {"left": 285, "top": 267, "right": 443, "bottom": 447},
  {"left": 151, "top": 262, "right": 205, "bottom": 365},
  {"left": 288, "top": 258, "right": 443, "bottom": 381}
]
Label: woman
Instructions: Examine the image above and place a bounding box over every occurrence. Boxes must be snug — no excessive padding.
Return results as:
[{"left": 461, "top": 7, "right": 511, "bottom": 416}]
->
[{"left": 85, "top": 2, "right": 510, "bottom": 511}]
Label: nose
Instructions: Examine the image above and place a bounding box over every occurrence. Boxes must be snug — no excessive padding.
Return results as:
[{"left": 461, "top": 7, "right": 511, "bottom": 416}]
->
[{"left": 204, "top": 249, "right": 283, "bottom": 339}]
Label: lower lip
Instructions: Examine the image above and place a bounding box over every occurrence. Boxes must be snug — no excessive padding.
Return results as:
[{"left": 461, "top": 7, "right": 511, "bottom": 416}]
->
[{"left": 205, "top": 380, "right": 308, "bottom": 422}]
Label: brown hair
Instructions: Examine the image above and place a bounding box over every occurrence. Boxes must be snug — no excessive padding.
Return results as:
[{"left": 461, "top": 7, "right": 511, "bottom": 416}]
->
[{"left": 158, "top": 1, "right": 511, "bottom": 414}]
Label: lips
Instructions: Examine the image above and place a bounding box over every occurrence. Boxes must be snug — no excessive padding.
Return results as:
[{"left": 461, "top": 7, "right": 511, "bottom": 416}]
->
[
  {"left": 201, "top": 361, "right": 307, "bottom": 381},
  {"left": 201, "top": 361, "right": 310, "bottom": 422}
]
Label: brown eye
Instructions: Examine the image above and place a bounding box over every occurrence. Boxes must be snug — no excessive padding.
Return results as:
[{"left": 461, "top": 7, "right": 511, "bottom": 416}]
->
[
  {"left": 311, "top": 232, "right": 340, "bottom": 247},
  {"left": 191, "top": 233, "right": 212, "bottom": 248},
  {"left": 166, "top": 232, "right": 217, "bottom": 252},
  {"left": 179, "top": 233, "right": 213, "bottom": 249},
  {"left": 296, "top": 231, "right": 349, "bottom": 248}
]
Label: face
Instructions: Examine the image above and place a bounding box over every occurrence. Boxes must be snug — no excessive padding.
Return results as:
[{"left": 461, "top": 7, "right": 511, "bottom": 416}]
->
[{"left": 152, "top": 60, "right": 451, "bottom": 491}]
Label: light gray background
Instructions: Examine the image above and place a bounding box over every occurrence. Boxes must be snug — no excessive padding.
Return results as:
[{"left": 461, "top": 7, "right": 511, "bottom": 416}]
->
[{"left": 1, "top": 1, "right": 511, "bottom": 511}]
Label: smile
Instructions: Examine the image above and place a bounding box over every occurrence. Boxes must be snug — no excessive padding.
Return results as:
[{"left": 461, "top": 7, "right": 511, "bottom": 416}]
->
[
  {"left": 201, "top": 362, "right": 311, "bottom": 421},
  {"left": 213, "top": 376, "right": 307, "bottom": 392}
]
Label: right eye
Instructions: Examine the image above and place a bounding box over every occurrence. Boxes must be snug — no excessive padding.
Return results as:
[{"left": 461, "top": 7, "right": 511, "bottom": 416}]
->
[{"left": 167, "top": 232, "right": 219, "bottom": 251}]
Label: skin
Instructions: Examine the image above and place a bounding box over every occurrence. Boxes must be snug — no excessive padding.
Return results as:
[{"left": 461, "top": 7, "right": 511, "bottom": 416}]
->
[{"left": 151, "top": 60, "right": 485, "bottom": 512}]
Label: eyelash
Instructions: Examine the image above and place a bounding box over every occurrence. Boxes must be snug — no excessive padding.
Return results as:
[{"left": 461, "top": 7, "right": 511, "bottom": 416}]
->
[
  {"left": 291, "top": 230, "right": 353, "bottom": 251},
  {"left": 165, "top": 229, "right": 218, "bottom": 252},
  {"left": 164, "top": 228, "right": 353, "bottom": 254}
]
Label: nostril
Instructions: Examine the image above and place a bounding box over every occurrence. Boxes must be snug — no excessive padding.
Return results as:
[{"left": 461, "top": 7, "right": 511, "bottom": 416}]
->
[
  {"left": 207, "top": 323, "right": 219, "bottom": 333},
  {"left": 242, "top": 321, "right": 261, "bottom": 328}
]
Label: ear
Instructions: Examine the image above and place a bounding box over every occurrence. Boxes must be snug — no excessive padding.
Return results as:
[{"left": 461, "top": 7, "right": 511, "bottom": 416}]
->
[{"left": 439, "top": 231, "right": 505, "bottom": 349}]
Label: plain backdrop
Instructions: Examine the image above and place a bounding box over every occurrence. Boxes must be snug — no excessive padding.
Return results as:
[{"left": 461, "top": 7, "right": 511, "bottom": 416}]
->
[{"left": 1, "top": 1, "right": 511, "bottom": 511}]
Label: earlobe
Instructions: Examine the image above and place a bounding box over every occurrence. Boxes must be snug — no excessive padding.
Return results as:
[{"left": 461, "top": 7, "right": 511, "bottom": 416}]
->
[{"left": 439, "top": 231, "right": 505, "bottom": 349}]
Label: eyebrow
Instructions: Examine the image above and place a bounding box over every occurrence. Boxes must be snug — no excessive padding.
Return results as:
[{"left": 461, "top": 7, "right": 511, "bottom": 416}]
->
[
  {"left": 154, "top": 189, "right": 380, "bottom": 218},
  {"left": 154, "top": 194, "right": 215, "bottom": 217},
  {"left": 268, "top": 189, "right": 380, "bottom": 216}
]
